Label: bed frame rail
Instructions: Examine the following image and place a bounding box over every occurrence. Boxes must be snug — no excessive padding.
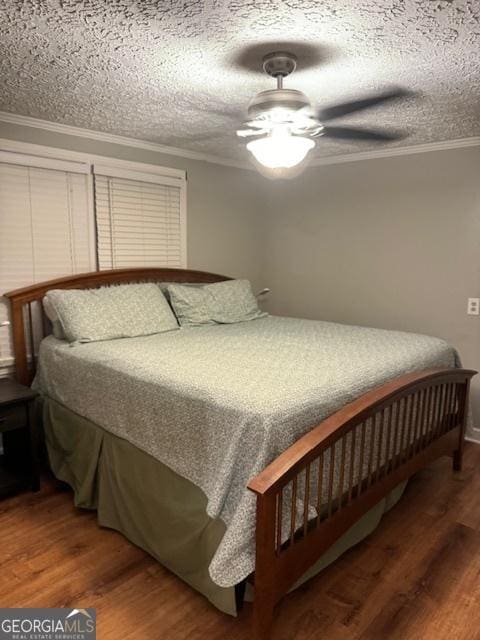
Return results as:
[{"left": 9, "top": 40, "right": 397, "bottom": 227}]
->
[
  {"left": 248, "top": 367, "right": 475, "bottom": 639},
  {"left": 4, "top": 270, "right": 475, "bottom": 640}
]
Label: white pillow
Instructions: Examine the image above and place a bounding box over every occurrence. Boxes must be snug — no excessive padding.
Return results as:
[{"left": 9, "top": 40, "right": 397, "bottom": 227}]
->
[
  {"left": 43, "top": 295, "right": 66, "bottom": 340},
  {"left": 46, "top": 283, "right": 179, "bottom": 344},
  {"left": 168, "top": 279, "right": 268, "bottom": 327}
]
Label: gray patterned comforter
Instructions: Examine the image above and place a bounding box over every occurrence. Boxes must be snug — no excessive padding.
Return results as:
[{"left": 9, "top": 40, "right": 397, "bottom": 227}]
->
[{"left": 34, "top": 316, "right": 459, "bottom": 586}]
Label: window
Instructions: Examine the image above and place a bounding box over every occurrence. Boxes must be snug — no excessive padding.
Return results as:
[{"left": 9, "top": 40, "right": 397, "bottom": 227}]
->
[
  {"left": 93, "top": 164, "right": 186, "bottom": 270},
  {"left": 0, "top": 145, "right": 187, "bottom": 372},
  {"left": 0, "top": 153, "right": 95, "bottom": 367}
]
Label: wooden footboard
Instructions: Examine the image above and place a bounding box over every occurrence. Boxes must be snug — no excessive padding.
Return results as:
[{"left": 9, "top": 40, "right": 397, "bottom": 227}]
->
[{"left": 247, "top": 368, "right": 475, "bottom": 639}]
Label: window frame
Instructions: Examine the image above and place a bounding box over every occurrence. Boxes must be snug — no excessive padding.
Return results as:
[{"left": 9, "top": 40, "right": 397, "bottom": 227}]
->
[
  {"left": 0, "top": 139, "right": 187, "bottom": 374},
  {"left": 93, "top": 162, "right": 187, "bottom": 270},
  {"left": 0, "top": 138, "right": 188, "bottom": 273}
]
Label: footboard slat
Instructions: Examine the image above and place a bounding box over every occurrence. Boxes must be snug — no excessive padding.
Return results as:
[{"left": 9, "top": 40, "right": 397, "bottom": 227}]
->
[
  {"left": 303, "top": 463, "right": 311, "bottom": 536},
  {"left": 395, "top": 396, "right": 406, "bottom": 468},
  {"left": 443, "top": 384, "right": 452, "bottom": 435},
  {"left": 376, "top": 409, "right": 385, "bottom": 481},
  {"left": 326, "top": 446, "right": 335, "bottom": 518},
  {"left": 405, "top": 394, "right": 415, "bottom": 461},
  {"left": 434, "top": 385, "right": 445, "bottom": 441},
  {"left": 248, "top": 368, "right": 475, "bottom": 640},
  {"left": 275, "top": 489, "right": 282, "bottom": 555},
  {"left": 347, "top": 427, "right": 356, "bottom": 501},
  {"left": 289, "top": 477, "right": 297, "bottom": 546},
  {"left": 316, "top": 451, "right": 324, "bottom": 521},
  {"left": 413, "top": 388, "right": 425, "bottom": 456}
]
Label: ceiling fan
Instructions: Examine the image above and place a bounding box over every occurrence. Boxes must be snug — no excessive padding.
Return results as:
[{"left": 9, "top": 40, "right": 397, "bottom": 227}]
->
[{"left": 237, "top": 52, "right": 413, "bottom": 170}]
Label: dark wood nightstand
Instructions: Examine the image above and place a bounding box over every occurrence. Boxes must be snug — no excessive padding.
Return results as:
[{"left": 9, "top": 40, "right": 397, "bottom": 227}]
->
[{"left": 0, "top": 378, "right": 39, "bottom": 498}]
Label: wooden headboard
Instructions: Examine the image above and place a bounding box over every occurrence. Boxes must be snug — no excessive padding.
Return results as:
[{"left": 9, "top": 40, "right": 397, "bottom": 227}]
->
[{"left": 4, "top": 267, "right": 231, "bottom": 386}]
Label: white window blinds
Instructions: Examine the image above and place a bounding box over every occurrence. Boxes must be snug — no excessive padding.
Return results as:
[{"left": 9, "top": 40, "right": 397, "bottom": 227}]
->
[
  {"left": 94, "top": 166, "right": 186, "bottom": 270},
  {"left": 0, "top": 158, "right": 95, "bottom": 366}
]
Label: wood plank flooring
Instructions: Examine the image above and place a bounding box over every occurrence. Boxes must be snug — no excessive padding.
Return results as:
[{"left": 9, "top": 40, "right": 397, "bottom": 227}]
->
[{"left": 1, "top": 444, "right": 480, "bottom": 640}]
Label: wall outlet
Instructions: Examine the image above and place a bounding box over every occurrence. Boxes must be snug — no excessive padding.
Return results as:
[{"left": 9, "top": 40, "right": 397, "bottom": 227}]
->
[{"left": 467, "top": 298, "right": 480, "bottom": 315}]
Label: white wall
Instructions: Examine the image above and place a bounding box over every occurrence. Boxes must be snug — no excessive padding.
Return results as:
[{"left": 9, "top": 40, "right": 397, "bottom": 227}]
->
[{"left": 261, "top": 147, "right": 480, "bottom": 437}]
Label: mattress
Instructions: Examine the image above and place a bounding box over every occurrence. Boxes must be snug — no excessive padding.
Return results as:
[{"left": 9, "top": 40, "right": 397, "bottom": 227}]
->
[{"left": 34, "top": 315, "right": 459, "bottom": 586}]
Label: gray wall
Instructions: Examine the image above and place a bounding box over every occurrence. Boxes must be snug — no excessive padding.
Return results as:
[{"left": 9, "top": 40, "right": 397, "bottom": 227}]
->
[
  {"left": 0, "top": 122, "right": 265, "bottom": 288},
  {"left": 262, "top": 147, "right": 480, "bottom": 437},
  {"left": 1, "top": 122, "right": 479, "bottom": 436}
]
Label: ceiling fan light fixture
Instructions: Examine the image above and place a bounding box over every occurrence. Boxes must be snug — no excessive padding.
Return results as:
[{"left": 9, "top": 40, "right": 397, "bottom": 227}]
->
[
  {"left": 246, "top": 127, "right": 315, "bottom": 169},
  {"left": 237, "top": 50, "right": 411, "bottom": 176}
]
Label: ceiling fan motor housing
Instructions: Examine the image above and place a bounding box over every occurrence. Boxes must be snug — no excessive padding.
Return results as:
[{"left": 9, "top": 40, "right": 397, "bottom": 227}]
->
[
  {"left": 262, "top": 51, "right": 297, "bottom": 77},
  {"left": 248, "top": 52, "right": 311, "bottom": 119},
  {"left": 240, "top": 50, "right": 409, "bottom": 147},
  {"left": 248, "top": 88, "right": 311, "bottom": 118}
]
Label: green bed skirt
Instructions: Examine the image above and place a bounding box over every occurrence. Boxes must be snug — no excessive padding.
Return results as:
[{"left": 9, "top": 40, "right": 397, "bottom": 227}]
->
[{"left": 41, "top": 396, "right": 406, "bottom": 616}]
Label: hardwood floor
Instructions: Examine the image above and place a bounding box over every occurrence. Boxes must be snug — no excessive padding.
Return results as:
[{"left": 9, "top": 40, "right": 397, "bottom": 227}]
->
[{"left": 1, "top": 444, "right": 480, "bottom": 640}]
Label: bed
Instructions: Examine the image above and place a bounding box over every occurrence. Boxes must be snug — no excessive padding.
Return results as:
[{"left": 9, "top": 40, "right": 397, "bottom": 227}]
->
[{"left": 4, "top": 267, "right": 475, "bottom": 640}]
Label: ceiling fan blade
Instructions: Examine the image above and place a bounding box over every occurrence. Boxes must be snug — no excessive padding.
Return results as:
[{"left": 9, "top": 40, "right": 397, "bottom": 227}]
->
[
  {"left": 237, "top": 128, "right": 267, "bottom": 138},
  {"left": 322, "top": 126, "right": 406, "bottom": 141},
  {"left": 242, "top": 120, "right": 271, "bottom": 129},
  {"left": 318, "top": 88, "right": 413, "bottom": 121}
]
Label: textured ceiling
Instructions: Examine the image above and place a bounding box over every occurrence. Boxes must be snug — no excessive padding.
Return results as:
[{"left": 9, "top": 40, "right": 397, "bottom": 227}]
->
[{"left": 0, "top": 0, "right": 479, "bottom": 163}]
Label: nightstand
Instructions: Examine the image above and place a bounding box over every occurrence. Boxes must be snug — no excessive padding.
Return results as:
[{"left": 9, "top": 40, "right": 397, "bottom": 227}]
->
[{"left": 0, "top": 378, "right": 39, "bottom": 498}]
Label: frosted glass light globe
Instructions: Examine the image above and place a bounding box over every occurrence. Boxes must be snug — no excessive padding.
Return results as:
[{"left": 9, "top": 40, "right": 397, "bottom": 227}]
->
[{"left": 247, "top": 128, "right": 315, "bottom": 169}]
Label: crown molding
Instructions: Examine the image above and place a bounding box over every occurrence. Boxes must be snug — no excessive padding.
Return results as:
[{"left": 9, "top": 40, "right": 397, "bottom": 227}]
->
[
  {"left": 0, "top": 110, "right": 249, "bottom": 170},
  {"left": 0, "top": 110, "right": 479, "bottom": 173},
  {"left": 310, "top": 136, "right": 480, "bottom": 167}
]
